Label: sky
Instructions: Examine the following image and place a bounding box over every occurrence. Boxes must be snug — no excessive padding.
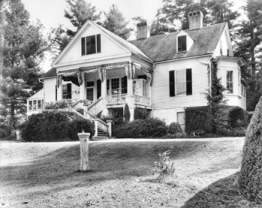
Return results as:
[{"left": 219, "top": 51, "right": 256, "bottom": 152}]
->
[{"left": 21, "top": 0, "right": 246, "bottom": 71}]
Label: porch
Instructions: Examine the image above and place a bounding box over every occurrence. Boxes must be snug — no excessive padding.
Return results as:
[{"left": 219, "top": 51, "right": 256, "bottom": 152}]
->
[{"left": 55, "top": 61, "right": 152, "bottom": 120}]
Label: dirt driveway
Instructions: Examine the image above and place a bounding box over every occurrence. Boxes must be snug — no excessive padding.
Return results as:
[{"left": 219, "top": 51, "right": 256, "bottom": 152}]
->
[{"left": 0, "top": 138, "right": 245, "bottom": 208}]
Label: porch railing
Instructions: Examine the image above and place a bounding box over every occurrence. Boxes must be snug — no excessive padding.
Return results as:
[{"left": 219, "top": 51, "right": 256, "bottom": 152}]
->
[
  {"left": 107, "top": 94, "right": 126, "bottom": 105},
  {"left": 134, "top": 95, "right": 150, "bottom": 106}
]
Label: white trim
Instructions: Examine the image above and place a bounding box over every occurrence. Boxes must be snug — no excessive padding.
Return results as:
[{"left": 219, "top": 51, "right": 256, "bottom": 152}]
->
[
  {"left": 54, "top": 54, "right": 131, "bottom": 68},
  {"left": 155, "top": 54, "right": 212, "bottom": 64}
]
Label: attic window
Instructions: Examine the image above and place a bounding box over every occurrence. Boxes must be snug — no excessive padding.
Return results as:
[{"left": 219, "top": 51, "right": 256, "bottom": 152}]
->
[
  {"left": 81, "top": 34, "right": 101, "bottom": 56},
  {"left": 178, "top": 36, "right": 187, "bottom": 52}
]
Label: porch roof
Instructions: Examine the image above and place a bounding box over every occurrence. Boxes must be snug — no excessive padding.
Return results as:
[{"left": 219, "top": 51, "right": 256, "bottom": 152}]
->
[{"left": 40, "top": 68, "right": 56, "bottom": 79}]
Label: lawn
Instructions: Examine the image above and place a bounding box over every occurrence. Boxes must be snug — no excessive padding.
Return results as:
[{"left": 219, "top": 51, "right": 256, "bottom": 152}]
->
[{"left": 0, "top": 138, "right": 260, "bottom": 208}]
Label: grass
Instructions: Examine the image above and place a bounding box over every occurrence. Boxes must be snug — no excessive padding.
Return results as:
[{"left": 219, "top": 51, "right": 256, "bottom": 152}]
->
[{"left": 0, "top": 138, "right": 261, "bottom": 207}]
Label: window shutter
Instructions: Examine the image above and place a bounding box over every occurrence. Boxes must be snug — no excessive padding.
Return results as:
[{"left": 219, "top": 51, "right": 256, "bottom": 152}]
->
[
  {"left": 81, "top": 37, "right": 85, "bottom": 55},
  {"left": 122, "top": 76, "right": 127, "bottom": 94},
  {"left": 186, "top": 68, "right": 192, "bottom": 95},
  {"left": 169, "top": 71, "right": 175, "bottom": 97},
  {"left": 67, "top": 83, "right": 72, "bottom": 99},
  {"left": 97, "top": 79, "right": 101, "bottom": 99},
  {"left": 55, "top": 85, "right": 57, "bottom": 101},
  {"left": 97, "top": 34, "right": 101, "bottom": 53}
]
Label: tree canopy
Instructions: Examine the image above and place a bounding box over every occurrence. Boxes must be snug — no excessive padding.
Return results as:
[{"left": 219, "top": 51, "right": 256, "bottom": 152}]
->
[{"left": 102, "top": 4, "right": 131, "bottom": 40}]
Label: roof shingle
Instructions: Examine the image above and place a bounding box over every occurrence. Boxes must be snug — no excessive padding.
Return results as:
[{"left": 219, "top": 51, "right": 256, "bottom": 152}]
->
[{"left": 129, "top": 23, "right": 226, "bottom": 62}]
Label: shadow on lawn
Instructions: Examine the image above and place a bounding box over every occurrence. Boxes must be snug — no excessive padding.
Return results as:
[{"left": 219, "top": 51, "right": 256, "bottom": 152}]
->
[
  {"left": 1, "top": 141, "right": 209, "bottom": 191},
  {"left": 181, "top": 172, "right": 261, "bottom": 208}
]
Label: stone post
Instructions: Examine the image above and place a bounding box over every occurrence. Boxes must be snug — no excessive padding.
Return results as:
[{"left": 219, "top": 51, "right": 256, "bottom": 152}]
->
[
  {"left": 106, "top": 120, "right": 112, "bottom": 138},
  {"left": 78, "top": 132, "right": 90, "bottom": 171},
  {"left": 94, "top": 120, "right": 98, "bottom": 137}
]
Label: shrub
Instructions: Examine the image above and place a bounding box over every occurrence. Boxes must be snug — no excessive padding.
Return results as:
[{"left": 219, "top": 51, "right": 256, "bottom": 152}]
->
[
  {"left": 21, "top": 111, "right": 94, "bottom": 141},
  {"left": 45, "top": 100, "right": 68, "bottom": 110},
  {"left": 185, "top": 106, "right": 211, "bottom": 135},
  {"left": 113, "top": 117, "right": 167, "bottom": 138},
  {"left": 168, "top": 122, "right": 182, "bottom": 134},
  {"left": 153, "top": 150, "right": 175, "bottom": 181},
  {"left": 134, "top": 108, "right": 149, "bottom": 120},
  {"left": 166, "top": 132, "right": 186, "bottom": 138}
]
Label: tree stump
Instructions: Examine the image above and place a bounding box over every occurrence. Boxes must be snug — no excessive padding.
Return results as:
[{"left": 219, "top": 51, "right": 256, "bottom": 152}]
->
[
  {"left": 78, "top": 132, "right": 90, "bottom": 171},
  {"left": 239, "top": 96, "right": 262, "bottom": 204}
]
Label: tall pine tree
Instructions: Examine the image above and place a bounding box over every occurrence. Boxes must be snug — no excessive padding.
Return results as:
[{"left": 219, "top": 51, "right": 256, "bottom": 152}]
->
[{"left": 103, "top": 4, "right": 131, "bottom": 40}]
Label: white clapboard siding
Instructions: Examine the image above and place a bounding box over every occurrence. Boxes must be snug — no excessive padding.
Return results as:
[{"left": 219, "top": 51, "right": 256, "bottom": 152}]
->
[{"left": 152, "top": 57, "right": 210, "bottom": 111}]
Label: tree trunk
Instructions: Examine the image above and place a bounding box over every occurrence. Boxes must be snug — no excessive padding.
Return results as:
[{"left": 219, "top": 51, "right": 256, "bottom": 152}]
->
[{"left": 238, "top": 96, "right": 262, "bottom": 204}]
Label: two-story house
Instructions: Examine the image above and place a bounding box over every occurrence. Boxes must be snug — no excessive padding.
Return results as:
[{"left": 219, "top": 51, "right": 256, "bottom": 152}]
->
[{"left": 27, "top": 10, "right": 246, "bottom": 132}]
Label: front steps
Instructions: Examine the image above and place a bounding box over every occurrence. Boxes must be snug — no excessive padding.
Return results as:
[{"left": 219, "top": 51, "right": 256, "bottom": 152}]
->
[{"left": 93, "top": 129, "right": 110, "bottom": 141}]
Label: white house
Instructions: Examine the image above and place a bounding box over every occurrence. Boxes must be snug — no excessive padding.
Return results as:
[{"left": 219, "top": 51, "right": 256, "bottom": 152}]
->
[{"left": 27, "top": 10, "right": 247, "bottom": 132}]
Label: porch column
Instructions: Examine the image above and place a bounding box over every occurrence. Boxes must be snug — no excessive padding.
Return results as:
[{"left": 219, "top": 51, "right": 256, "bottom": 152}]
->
[
  {"left": 80, "top": 72, "right": 86, "bottom": 100},
  {"left": 57, "top": 84, "right": 63, "bottom": 101},
  {"left": 101, "top": 69, "right": 107, "bottom": 98},
  {"left": 126, "top": 63, "right": 135, "bottom": 121}
]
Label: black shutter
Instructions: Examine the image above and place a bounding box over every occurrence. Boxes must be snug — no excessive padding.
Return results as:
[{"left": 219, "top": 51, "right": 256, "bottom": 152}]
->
[
  {"left": 169, "top": 71, "right": 175, "bottom": 97},
  {"left": 122, "top": 76, "right": 127, "bottom": 94},
  {"left": 97, "top": 79, "right": 101, "bottom": 99},
  {"left": 67, "top": 83, "right": 72, "bottom": 99},
  {"left": 186, "top": 68, "right": 192, "bottom": 95},
  {"left": 81, "top": 37, "right": 85, "bottom": 55},
  {"left": 97, "top": 34, "right": 101, "bottom": 53}
]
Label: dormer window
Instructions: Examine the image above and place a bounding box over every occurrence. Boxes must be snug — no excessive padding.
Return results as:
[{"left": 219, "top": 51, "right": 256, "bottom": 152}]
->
[
  {"left": 178, "top": 35, "right": 187, "bottom": 52},
  {"left": 81, "top": 34, "right": 101, "bottom": 56}
]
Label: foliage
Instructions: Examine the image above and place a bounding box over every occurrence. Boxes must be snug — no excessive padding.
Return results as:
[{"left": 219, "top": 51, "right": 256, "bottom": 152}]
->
[
  {"left": 157, "top": 0, "right": 239, "bottom": 30},
  {"left": 21, "top": 111, "right": 94, "bottom": 141},
  {"left": 239, "top": 96, "right": 262, "bottom": 204},
  {"left": 166, "top": 132, "right": 187, "bottom": 138},
  {"left": 153, "top": 150, "right": 175, "bottom": 181},
  {"left": 134, "top": 107, "right": 149, "bottom": 120},
  {"left": 102, "top": 4, "right": 131, "bottom": 40},
  {"left": 113, "top": 118, "right": 167, "bottom": 138},
  {"left": 168, "top": 122, "right": 182, "bottom": 134},
  {"left": 0, "top": 0, "right": 50, "bottom": 130},
  {"left": 52, "top": 0, "right": 100, "bottom": 55},
  {"left": 233, "top": 0, "right": 262, "bottom": 111},
  {"left": 124, "top": 104, "right": 130, "bottom": 121},
  {"left": 185, "top": 106, "right": 211, "bottom": 134},
  {"left": 44, "top": 100, "right": 69, "bottom": 109}
]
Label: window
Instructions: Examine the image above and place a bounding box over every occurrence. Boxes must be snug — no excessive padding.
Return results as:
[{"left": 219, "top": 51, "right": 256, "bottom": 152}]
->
[
  {"left": 86, "top": 81, "right": 94, "bottom": 87},
  {"left": 178, "top": 36, "right": 187, "bottom": 52},
  {"left": 86, "top": 88, "right": 94, "bottom": 101},
  {"left": 241, "top": 85, "right": 246, "bottom": 96},
  {"left": 111, "top": 78, "right": 120, "bottom": 95},
  {"left": 62, "top": 83, "right": 72, "bottom": 99},
  {"left": 38, "top": 100, "right": 42, "bottom": 109},
  {"left": 97, "top": 80, "right": 101, "bottom": 99},
  {"left": 33, "top": 100, "right": 36, "bottom": 110},
  {"left": 169, "top": 69, "right": 192, "bottom": 97},
  {"left": 29, "top": 101, "right": 32, "bottom": 110},
  {"left": 226, "top": 71, "right": 233, "bottom": 93},
  {"left": 177, "top": 112, "right": 185, "bottom": 132},
  {"left": 81, "top": 34, "right": 101, "bottom": 56}
]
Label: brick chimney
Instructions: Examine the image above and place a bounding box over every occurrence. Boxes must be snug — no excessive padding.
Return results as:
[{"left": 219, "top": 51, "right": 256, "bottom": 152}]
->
[
  {"left": 188, "top": 10, "right": 203, "bottom": 30},
  {"left": 137, "top": 22, "right": 150, "bottom": 39}
]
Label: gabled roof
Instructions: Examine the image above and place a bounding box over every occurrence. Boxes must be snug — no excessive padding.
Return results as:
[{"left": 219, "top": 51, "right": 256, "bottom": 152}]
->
[
  {"left": 130, "top": 22, "right": 227, "bottom": 62},
  {"left": 95, "top": 24, "right": 153, "bottom": 63},
  {"left": 40, "top": 68, "right": 56, "bottom": 79}
]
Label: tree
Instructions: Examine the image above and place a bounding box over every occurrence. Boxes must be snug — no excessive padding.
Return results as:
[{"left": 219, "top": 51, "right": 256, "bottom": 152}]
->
[
  {"left": 52, "top": 0, "right": 100, "bottom": 55},
  {"left": 103, "top": 4, "right": 131, "bottom": 40},
  {"left": 0, "top": 0, "right": 49, "bottom": 129},
  {"left": 238, "top": 96, "right": 262, "bottom": 204},
  {"left": 234, "top": 0, "right": 262, "bottom": 110},
  {"left": 157, "top": 0, "right": 238, "bottom": 30}
]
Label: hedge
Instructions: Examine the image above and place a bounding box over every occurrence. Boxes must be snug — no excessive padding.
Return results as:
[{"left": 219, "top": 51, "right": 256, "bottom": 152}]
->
[
  {"left": 21, "top": 111, "right": 94, "bottom": 141},
  {"left": 113, "top": 117, "right": 167, "bottom": 138}
]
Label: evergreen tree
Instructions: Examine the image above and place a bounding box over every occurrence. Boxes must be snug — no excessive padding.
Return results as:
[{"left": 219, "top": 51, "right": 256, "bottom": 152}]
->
[
  {"left": 0, "top": 0, "right": 49, "bottom": 129},
  {"left": 103, "top": 4, "right": 131, "bottom": 40},
  {"left": 52, "top": 0, "right": 100, "bottom": 55},
  {"left": 234, "top": 0, "right": 262, "bottom": 110},
  {"left": 157, "top": 0, "right": 238, "bottom": 30}
]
